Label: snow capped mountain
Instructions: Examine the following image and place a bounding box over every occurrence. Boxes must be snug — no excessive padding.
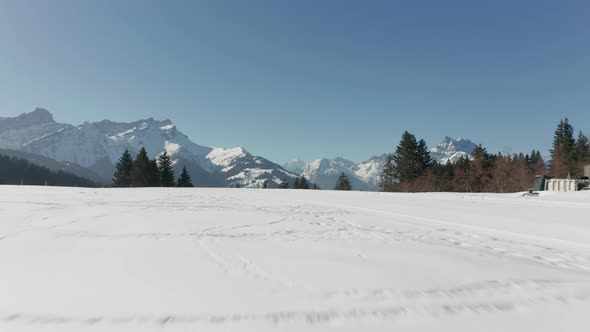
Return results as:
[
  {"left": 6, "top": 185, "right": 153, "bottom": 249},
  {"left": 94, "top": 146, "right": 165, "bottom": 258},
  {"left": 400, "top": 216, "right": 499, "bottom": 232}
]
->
[
  {"left": 430, "top": 136, "right": 477, "bottom": 164},
  {"left": 0, "top": 109, "right": 298, "bottom": 187},
  {"left": 283, "top": 158, "right": 307, "bottom": 174},
  {"left": 299, "top": 156, "right": 385, "bottom": 191},
  {"left": 1, "top": 109, "right": 479, "bottom": 189},
  {"left": 0, "top": 108, "right": 71, "bottom": 150},
  {"left": 355, "top": 154, "right": 388, "bottom": 188},
  {"left": 207, "top": 147, "right": 297, "bottom": 188}
]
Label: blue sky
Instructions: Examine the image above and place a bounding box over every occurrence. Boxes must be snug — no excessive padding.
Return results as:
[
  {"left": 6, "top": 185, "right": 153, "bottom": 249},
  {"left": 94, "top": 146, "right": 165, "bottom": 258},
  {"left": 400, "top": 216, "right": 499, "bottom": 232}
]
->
[{"left": 1, "top": 0, "right": 589, "bottom": 163}]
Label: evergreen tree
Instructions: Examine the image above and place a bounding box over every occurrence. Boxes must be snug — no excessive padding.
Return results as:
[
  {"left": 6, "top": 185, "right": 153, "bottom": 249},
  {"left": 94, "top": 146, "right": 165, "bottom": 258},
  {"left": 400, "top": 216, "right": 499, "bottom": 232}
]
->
[
  {"left": 293, "top": 177, "right": 300, "bottom": 189},
  {"left": 262, "top": 180, "right": 268, "bottom": 189},
  {"left": 176, "top": 166, "right": 193, "bottom": 187},
  {"left": 0, "top": 154, "right": 98, "bottom": 187},
  {"left": 392, "top": 131, "right": 431, "bottom": 184},
  {"left": 575, "top": 131, "right": 590, "bottom": 170},
  {"left": 528, "top": 149, "right": 546, "bottom": 176},
  {"left": 131, "top": 147, "right": 151, "bottom": 187},
  {"left": 147, "top": 158, "right": 161, "bottom": 186},
  {"left": 431, "top": 160, "right": 454, "bottom": 192},
  {"left": 470, "top": 145, "right": 494, "bottom": 192},
  {"left": 550, "top": 118, "right": 576, "bottom": 177},
  {"left": 380, "top": 154, "right": 395, "bottom": 191},
  {"left": 416, "top": 138, "right": 433, "bottom": 171},
  {"left": 157, "top": 151, "right": 176, "bottom": 187},
  {"left": 312, "top": 183, "right": 320, "bottom": 190},
  {"left": 453, "top": 155, "right": 472, "bottom": 192},
  {"left": 113, "top": 150, "right": 133, "bottom": 187},
  {"left": 334, "top": 172, "right": 352, "bottom": 190},
  {"left": 279, "top": 179, "right": 290, "bottom": 189},
  {"left": 528, "top": 150, "right": 540, "bottom": 164},
  {"left": 300, "top": 176, "right": 310, "bottom": 189},
  {"left": 235, "top": 183, "right": 241, "bottom": 188}
]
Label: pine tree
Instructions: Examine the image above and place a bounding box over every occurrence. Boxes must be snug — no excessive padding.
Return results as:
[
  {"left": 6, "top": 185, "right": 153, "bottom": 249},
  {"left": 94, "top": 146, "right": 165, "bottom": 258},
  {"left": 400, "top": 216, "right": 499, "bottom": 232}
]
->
[
  {"left": 550, "top": 118, "right": 576, "bottom": 177},
  {"left": 293, "top": 177, "right": 300, "bottom": 189},
  {"left": 470, "top": 145, "right": 493, "bottom": 192},
  {"left": 176, "top": 166, "right": 193, "bottom": 187},
  {"left": 392, "top": 131, "right": 431, "bottom": 184},
  {"left": 147, "top": 158, "right": 161, "bottom": 186},
  {"left": 312, "top": 184, "right": 320, "bottom": 190},
  {"left": 113, "top": 150, "right": 133, "bottom": 187},
  {"left": 300, "top": 176, "right": 310, "bottom": 189},
  {"left": 262, "top": 180, "right": 268, "bottom": 189},
  {"left": 334, "top": 172, "right": 352, "bottom": 190},
  {"left": 131, "top": 147, "right": 151, "bottom": 187},
  {"left": 157, "top": 151, "right": 176, "bottom": 187},
  {"left": 575, "top": 131, "right": 590, "bottom": 174},
  {"left": 380, "top": 154, "right": 395, "bottom": 191},
  {"left": 528, "top": 149, "right": 546, "bottom": 176},
  {"left": 453, "top": 156, "right": 472, "bottom": 192},
  {"left": 0, "top": 154, "right": 98, "bottom": 187},
  {"left": 416, "top": 139, "right": 433, "bottom": 171},
  {"left": 279, "top": 179, "right": 290, "bottom": 189}
]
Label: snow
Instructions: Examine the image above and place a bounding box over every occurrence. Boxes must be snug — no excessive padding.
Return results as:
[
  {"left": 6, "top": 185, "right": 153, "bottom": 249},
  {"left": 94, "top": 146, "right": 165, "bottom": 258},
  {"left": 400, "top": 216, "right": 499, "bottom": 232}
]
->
[
  {"left": 163, "top": 141, "right": 182, "bottom": 156},
  {"left": 207, "top": 147, "right": 248, "bottom": 167},
  {"left": 116, "top": 128, "right": 135, "bottom": 137},
  {"left": 430, "top": 136, "right": 477, "bottom": 164},
  {"left": 283, "top": 158, "right": 307, "bottom": 174},
  {"left": 1, "top": 186, "right": 590, "bottom": 331},
  {"left": 354, "top": 154, "right": 388, "bottom": 188},
  {"left": 227, "top": 169, "right": 274, "bottom": 181}
]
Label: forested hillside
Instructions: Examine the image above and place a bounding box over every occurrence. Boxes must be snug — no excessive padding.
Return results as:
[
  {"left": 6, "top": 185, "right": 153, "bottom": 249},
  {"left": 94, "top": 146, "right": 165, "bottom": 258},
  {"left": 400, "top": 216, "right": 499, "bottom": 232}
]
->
[{"left": 0, "top": 154, "right": 98, "bottom": 187}]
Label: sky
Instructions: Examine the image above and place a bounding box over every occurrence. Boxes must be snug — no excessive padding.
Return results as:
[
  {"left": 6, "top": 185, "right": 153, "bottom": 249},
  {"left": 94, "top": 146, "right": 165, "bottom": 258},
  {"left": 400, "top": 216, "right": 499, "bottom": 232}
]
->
[{"left": 1, "top": 0, "right": 589, "bottom": 164}]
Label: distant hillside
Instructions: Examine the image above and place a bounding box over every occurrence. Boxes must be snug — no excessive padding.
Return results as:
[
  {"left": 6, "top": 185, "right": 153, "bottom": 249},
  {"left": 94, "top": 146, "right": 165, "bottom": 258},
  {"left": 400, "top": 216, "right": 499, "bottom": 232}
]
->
[
  {"left": 0, "top": 148, "right": 106, "bottom": 185},
  {"left": 0, "top": 154, "right": 99, "bottom": 187}
]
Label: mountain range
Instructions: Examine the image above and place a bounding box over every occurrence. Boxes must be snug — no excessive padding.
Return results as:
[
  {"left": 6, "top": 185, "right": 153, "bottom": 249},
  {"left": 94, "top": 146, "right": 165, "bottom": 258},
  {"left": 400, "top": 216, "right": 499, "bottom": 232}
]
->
[
  {"left": 0, "top": 108, "right": 478, "bottom": 190},
  {"left": 0, "top": 108, "right": 298, "bottom": 188},
  {"left": 282, "top": 156, "right": 387, "bottom": 191},
  {"left": 283, "top": 137, "right": 478, "bottom": 191}
]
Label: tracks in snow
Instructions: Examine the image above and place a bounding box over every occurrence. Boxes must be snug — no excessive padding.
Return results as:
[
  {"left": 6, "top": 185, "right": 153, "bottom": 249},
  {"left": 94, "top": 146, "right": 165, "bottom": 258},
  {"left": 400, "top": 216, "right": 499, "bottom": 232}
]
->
[{"left": 3, "top": 279, "right": 590, "bottom": 327}]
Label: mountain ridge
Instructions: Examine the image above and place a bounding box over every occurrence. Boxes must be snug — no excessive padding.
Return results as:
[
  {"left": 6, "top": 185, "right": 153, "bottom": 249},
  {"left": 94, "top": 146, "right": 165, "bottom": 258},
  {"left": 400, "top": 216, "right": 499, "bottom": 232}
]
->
[
  {"left": 0, "top": 108, "right": 298, "bottom": 188},
  {"left": 2, "top": 109, "right": 477, "bottom": 190},
  {"left": 285, "top": 137, "right": 477, "bottom": 190}
]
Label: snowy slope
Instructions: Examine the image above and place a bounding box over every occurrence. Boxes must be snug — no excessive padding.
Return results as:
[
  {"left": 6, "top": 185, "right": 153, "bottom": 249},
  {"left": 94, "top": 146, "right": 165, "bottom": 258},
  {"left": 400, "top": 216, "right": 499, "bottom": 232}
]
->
[
  {"left": 1, "top": 186, "right": 590, "bottom": 332},
  {"left": 0, "top": 109, "right": 296, "bottom": 187},
  {"left": 207, "top": 147, "right": 298, "bottom": 188},
  {"left": 430, "top": 136, "right": 477, "bottom": 164},
  {"left": 354, "top": 154, "right": 388, "bottom": 188}
]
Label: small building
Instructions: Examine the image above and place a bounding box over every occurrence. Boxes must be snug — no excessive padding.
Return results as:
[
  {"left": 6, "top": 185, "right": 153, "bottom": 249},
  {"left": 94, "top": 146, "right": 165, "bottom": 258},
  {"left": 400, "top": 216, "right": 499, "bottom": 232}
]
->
[
  {"left": 545, "top": 178, "right": 588, "bottom": 192},
  {"left": 532, "top": 175, "right": 550, "bottom": 191}
]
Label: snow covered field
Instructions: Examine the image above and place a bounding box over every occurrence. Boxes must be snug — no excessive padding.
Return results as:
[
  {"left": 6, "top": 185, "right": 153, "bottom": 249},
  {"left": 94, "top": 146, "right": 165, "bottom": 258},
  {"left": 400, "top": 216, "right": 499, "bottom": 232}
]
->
[{"left": 1, "top": 186, "right": 590, "bottom": 331}]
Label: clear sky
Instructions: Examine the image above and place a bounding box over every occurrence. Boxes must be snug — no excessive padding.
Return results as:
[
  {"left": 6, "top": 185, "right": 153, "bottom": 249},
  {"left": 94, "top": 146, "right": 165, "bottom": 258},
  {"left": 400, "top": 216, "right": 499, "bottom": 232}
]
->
[{"left": 1, "top": 0, "right": 589, "bottom": 163}]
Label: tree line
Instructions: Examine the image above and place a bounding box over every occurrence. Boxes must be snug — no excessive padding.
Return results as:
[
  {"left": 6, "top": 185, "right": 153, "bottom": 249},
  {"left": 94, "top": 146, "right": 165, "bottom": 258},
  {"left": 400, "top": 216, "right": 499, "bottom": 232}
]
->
[
  {"left": 0, "top": 154, "right": 98, "bottom": 187},
  {"left": 112, "top": 148, "right": 193, "bottom": 187},
  {"left": 380, "top": 118, "right": 590, "bottom": 193},
  {"left": 275, "top": 176, "right": 319, "bottom": 189}
]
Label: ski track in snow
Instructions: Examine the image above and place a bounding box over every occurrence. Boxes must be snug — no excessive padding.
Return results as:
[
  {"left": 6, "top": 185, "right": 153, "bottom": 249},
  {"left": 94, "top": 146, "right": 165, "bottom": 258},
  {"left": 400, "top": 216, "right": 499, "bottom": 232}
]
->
[{"left": 1, "top": 187, "right": 590, "bottom": 331}]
